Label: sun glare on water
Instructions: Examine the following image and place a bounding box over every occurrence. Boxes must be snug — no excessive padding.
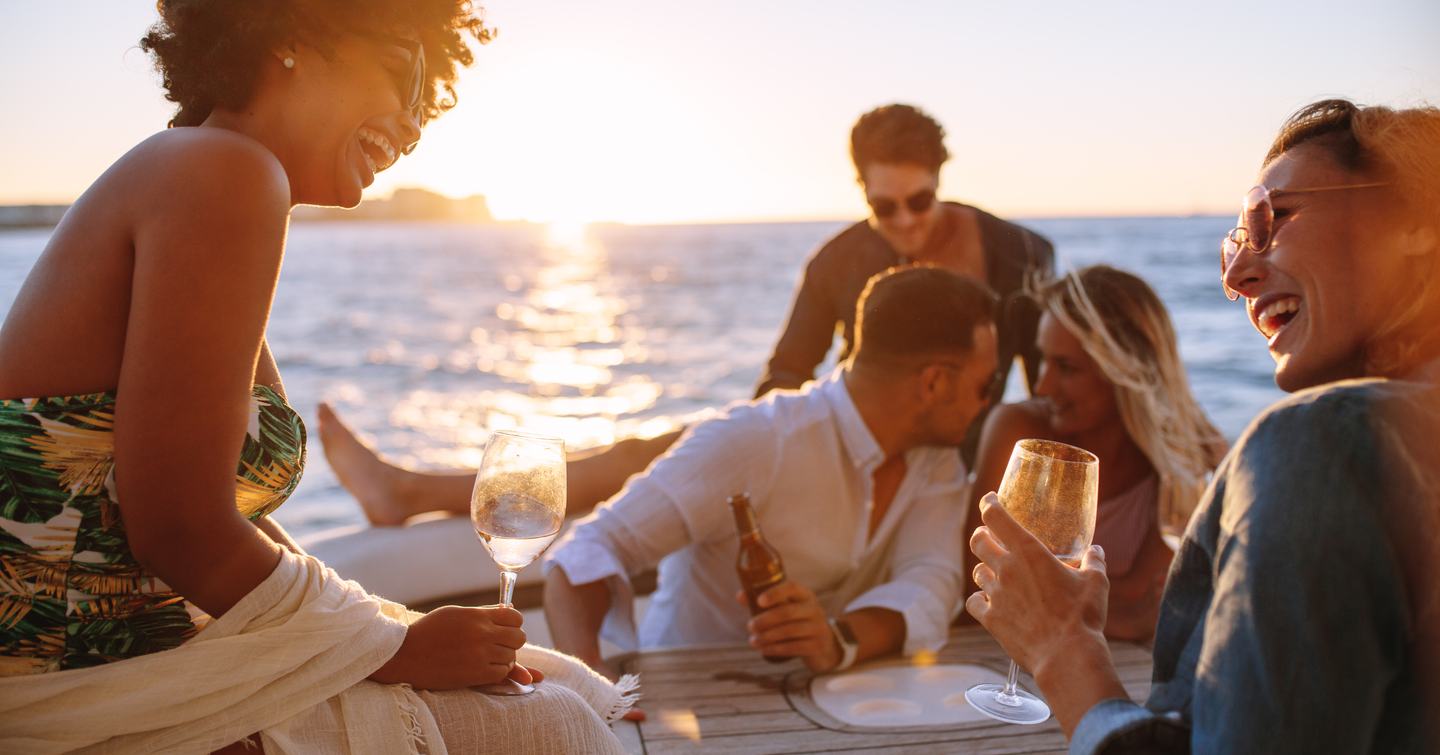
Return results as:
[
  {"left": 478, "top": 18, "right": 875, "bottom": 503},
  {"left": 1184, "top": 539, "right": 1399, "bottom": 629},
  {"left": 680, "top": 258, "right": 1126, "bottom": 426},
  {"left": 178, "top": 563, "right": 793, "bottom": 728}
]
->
[{"left": 545, "top": 220, "right": 593, "bottom": 253}]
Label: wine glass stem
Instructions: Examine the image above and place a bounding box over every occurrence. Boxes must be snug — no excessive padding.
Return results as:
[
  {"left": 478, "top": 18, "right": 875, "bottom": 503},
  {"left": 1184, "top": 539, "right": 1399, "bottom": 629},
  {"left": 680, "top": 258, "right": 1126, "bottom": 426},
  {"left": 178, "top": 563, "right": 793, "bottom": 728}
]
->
[
  {"left": 498, "top": 570, "right": 518, "bottom": 608},
  {"left": 998, "top": 661, "right": 1022, "bottom": 705}
]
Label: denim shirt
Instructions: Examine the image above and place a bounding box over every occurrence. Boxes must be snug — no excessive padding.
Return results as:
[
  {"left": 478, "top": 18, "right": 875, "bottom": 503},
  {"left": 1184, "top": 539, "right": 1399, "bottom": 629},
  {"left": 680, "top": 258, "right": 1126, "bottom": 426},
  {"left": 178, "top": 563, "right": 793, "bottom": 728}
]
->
[{"left": 1071, "top": 380, "right": 1431, "bottom": 754}]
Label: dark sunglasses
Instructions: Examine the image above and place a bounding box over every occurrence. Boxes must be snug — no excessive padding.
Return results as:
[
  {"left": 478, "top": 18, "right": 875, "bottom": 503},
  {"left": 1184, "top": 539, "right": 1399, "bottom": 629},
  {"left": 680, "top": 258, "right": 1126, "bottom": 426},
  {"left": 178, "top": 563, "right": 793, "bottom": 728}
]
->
[
  {"left": 391, "top": 38, "right": 426, "bottom": 153},
  {"left": 1219, "top": 181, "right": 1389, "bottom": 301},
  {"left": 352, "top": 32, "right": 427, "bottom": 154},
  {"left": 868, "top": 188, "right": 936, "bottom": 219}
]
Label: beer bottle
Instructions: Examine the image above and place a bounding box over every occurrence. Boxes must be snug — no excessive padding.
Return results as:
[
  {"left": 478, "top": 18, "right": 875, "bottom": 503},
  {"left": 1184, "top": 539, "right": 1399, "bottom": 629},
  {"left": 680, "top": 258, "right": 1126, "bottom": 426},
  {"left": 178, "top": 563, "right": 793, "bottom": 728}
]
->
[{"left": 729, "top": 492, "right": 789, "bottom": 663}]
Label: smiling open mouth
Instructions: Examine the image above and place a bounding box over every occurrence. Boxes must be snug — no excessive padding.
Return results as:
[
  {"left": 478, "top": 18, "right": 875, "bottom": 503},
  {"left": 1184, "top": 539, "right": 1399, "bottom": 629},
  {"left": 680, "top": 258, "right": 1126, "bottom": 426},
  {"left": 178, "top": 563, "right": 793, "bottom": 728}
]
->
[
  {"left": 357, "top": 126, "right": 397, "bottom": 174},
  {"left": 1255, "top": 296, "right": 1301, "bottom": 341}
]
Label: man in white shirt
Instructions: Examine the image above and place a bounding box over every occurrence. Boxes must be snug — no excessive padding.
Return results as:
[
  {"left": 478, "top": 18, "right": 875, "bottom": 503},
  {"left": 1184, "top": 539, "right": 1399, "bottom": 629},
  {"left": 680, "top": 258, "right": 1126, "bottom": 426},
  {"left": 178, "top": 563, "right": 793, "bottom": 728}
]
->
[{"left": 543, "top": 266, "right": 1000, "bottom": 677}]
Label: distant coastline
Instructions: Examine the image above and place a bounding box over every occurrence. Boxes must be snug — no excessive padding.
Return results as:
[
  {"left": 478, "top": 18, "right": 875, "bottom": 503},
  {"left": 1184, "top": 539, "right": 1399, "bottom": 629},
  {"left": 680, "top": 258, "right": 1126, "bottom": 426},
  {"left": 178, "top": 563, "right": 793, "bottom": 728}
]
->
[{"left": 0, "top": 187, "right": 494, "bottom": 229}]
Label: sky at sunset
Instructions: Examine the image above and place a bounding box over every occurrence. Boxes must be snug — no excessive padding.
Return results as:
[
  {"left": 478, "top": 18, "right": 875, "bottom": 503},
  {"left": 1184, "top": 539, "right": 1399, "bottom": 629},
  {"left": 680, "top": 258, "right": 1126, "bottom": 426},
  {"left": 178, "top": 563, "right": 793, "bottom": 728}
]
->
[{"left": 2, "top": 1, "right": 1436, "bottom": 224}]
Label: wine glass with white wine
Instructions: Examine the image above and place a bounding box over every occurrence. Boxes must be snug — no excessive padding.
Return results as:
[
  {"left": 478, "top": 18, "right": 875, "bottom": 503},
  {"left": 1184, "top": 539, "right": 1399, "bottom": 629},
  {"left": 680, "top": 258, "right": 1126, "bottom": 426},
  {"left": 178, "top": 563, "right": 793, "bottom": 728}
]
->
[
  {"left": 966, "top": 438, "right": 1098, "bottom": 725},
  {"left": 470, "top": 429, "right": 567, "bottom": 695}
]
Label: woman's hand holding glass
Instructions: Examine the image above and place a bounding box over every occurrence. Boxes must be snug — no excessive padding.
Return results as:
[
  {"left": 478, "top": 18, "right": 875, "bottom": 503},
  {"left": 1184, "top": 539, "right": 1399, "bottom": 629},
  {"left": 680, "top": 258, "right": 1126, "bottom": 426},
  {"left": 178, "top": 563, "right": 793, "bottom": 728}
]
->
[
  {"left": 967, "top": 493, "right": 1108, "bottom": 670},
  {"left": 369, "top": 604, "right": 545, "bottom": 690},
  {"left": 966, "top": 492, "right": 1126, "bottom": 735}
]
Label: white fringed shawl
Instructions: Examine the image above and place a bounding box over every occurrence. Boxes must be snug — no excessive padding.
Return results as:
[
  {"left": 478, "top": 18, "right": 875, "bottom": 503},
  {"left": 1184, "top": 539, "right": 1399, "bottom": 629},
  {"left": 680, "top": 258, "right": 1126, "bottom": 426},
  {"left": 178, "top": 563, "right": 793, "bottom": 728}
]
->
[{"left": 0, "top": 550, "right": 637, "bottom": 754}]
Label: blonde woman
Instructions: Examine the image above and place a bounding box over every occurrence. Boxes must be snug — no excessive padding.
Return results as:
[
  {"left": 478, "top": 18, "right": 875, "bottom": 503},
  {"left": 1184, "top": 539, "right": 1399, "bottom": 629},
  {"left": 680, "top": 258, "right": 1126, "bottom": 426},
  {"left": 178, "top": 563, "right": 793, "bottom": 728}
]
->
[
  {"left": 968, "top": 265, "right": 1227, "bottom": 641},
  {"left": 969, "top": 99, "right": 1440, "bottom": 751}
]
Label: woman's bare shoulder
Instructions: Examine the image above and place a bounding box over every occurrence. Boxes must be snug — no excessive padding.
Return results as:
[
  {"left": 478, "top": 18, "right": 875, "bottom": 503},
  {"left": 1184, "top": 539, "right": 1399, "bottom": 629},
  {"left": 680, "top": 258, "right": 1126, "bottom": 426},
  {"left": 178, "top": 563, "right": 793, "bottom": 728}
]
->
[
  {"left": 90, "top": 129, "right": 294, "bottom": 268},
  {"left": 984, "top": 400, "right": 1053, "bottom": 441},
  {"left": 973, "top": 400, "right": 1054, "bottom": 480},
  {"left": 122, "top": 128, "right": 290, "bottom": 204}
]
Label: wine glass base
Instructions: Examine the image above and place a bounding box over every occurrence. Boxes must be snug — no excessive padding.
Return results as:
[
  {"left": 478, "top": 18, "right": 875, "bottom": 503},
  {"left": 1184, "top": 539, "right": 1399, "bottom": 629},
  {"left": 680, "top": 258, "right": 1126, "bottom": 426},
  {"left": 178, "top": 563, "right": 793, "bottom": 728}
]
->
[
  {"left": 472, "top": 679, "right": 536, "bottom": 696},
  {"left": 964, "top": 683, "right": 1051, "bottom": 725}
]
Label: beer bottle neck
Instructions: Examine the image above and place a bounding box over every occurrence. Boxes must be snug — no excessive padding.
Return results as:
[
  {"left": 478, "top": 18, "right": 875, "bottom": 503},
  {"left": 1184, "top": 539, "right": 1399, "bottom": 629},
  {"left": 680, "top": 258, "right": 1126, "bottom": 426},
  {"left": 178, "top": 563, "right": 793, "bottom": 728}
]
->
[{"left": 729, "top": 495, "right": 761, "bottom": 537}]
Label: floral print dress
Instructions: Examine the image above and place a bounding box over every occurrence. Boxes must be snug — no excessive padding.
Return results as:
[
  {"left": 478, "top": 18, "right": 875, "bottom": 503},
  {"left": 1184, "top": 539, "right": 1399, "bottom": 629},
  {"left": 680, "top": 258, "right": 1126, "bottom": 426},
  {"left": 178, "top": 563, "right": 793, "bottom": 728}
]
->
[{"left": 0, "top": 385, "right": 305, "bottom": 676}]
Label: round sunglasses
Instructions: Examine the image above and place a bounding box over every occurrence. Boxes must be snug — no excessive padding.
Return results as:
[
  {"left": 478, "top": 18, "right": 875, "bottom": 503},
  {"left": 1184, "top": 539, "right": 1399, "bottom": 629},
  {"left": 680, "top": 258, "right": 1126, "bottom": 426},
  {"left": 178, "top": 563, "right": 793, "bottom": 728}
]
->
[
  {"left": 1218, "top": 182, "right": 1389, "bottom": 301},
  {"left": 868, "top": 188, "right": 937, "bottom": 219},
  {"left": 389, "top": 37, "right": 426, "bottom": 154},
  {"left": 351, "top": 31, "right": 427, "bottom": 155}
]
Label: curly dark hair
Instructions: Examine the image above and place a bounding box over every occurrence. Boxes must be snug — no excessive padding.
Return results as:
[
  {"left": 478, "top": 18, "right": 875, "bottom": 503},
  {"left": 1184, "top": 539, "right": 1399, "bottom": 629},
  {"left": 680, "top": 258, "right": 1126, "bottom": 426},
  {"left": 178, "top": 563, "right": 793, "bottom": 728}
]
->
[
  {"left": 140, "top": 0, "right": 494, "bottom": 127},
  {"left": 850, "top": 104, "right": 950, "bottom": 176}
]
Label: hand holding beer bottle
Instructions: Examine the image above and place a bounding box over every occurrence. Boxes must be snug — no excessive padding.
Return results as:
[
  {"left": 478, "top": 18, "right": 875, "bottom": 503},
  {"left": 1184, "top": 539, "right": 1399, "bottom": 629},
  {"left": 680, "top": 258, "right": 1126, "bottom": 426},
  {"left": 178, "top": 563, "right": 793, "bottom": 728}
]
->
[
  {"left": 730, "top": 493, "right": 846, "bottom": 671},
  {"left": 730, "top": 493, "right": 791, "bottom": 663}
]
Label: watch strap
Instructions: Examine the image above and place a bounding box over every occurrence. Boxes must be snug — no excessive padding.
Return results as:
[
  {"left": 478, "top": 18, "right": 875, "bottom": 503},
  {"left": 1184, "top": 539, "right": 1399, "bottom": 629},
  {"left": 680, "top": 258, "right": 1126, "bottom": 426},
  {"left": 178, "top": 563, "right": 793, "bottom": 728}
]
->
[{"left": 828, "top": 617, "right": 859, "bottom": 671}]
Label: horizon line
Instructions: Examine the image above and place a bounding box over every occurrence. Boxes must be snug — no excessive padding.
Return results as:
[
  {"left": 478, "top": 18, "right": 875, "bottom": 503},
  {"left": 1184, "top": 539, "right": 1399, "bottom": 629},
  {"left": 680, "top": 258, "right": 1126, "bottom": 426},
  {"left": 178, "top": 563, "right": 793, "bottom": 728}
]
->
[{"left": 0, "top": 201, "right": 1234, "bottom": 229}]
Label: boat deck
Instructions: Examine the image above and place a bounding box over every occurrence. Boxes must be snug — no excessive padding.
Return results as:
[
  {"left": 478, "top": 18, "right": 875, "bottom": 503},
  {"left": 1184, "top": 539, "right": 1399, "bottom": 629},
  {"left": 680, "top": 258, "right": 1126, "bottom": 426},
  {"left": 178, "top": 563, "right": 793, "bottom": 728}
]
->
[{"left": 609, "top": 624, "right": 1152, "bottom": 754}]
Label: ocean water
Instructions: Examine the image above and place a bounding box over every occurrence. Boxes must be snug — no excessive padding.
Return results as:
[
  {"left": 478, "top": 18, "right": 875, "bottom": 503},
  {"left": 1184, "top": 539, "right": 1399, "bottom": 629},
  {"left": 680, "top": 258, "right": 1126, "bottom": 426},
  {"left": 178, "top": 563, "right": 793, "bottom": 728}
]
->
[{"left": 0, "top": 217, "right": 1284, "bottom": 538}]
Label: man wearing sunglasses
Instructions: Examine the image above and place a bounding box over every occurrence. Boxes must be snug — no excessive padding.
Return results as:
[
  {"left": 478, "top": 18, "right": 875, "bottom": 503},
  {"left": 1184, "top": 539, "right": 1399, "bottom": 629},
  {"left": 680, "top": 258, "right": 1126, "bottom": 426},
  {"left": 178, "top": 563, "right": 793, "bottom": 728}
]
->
[{"left": 757, "top": 104, "right": 1054, "bottom": 461}]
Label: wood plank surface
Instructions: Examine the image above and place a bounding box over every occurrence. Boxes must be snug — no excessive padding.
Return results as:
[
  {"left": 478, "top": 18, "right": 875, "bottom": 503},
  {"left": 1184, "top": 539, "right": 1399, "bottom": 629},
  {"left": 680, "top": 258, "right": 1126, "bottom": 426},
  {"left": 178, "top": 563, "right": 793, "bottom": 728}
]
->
[{"left": 617, "top": 625, "right": 1152, "bottom": 754}]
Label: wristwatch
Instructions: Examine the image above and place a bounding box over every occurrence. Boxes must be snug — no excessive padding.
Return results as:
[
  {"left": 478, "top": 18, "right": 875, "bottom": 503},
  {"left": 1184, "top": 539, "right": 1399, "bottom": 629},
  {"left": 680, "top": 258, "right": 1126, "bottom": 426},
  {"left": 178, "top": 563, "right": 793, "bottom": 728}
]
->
[{"left": 827, "top": 617, "right": 860, "bottom": 671}]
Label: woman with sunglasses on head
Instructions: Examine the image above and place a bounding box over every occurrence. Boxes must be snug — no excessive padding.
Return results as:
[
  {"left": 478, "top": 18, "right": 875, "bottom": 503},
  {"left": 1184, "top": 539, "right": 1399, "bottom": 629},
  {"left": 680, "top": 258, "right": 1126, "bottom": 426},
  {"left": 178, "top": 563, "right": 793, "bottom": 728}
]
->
[
  {"left": 0, "top": 2, "right": 627, "bottom": 752},
  {"left": 756, "top": 104, "right": 1054, "bottom": 453},
  {"left": 966, "top": 266, "right": 1227, "bottom": 643},
  {"left": 967, "top": 99, "right": 1440, "bottom": 752}
]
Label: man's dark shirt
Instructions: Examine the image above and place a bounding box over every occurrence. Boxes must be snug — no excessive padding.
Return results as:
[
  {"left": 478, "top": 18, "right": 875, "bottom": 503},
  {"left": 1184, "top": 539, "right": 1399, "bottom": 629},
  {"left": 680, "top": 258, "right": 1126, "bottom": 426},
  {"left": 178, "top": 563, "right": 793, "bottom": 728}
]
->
[{"left": 756, "top": 201, "right": 1055, "bottom": 402}]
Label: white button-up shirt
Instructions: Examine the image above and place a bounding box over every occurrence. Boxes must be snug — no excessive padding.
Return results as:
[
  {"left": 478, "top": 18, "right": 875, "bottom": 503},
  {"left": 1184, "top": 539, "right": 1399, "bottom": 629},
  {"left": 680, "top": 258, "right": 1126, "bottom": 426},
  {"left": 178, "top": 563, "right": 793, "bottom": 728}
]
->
[{"left": 543, "top": 369, "right": 969, "bottom": 655}]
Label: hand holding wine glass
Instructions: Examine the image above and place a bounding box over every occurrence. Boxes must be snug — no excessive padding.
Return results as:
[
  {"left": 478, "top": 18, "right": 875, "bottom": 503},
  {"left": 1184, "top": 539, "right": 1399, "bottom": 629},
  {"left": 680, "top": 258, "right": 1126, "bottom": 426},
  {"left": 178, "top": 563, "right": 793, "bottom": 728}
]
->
[
  {"left": 469, "top": 429, "right": 567, "bottom": 695},
  {"left": 964, "top": 439, "right": 1101, "bottom": 725},
  {"left": 369, "top": 604, "right": 534, "bottom": 690}
]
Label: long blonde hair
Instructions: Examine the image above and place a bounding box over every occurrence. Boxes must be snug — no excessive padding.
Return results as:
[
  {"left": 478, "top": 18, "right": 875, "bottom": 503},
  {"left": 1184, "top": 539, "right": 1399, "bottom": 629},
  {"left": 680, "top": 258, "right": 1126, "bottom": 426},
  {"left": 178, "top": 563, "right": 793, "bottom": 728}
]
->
[{"left": 1035, "top": 266, "right": 1226, "bottom": 533}]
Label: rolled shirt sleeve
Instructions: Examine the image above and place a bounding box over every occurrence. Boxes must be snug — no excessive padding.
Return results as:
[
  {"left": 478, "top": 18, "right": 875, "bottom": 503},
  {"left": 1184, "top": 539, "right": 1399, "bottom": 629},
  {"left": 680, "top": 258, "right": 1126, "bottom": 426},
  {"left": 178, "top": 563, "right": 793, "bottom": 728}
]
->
[
  {"left": 543, "top": 532, "right": 648, "bottom": 650},
  {"left": 845, "top": 451, "right": 968, "bottom": 654},
  {"left": 544, "top": 402, "right": 780, "bottom": 649}
]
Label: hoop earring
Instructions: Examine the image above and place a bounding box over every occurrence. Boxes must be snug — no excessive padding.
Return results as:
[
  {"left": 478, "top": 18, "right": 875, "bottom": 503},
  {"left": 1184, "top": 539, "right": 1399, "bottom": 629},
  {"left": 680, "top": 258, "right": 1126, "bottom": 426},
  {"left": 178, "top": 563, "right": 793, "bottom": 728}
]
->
[{"left": 283, "top": 57, "right": 295, "bottom": 69}]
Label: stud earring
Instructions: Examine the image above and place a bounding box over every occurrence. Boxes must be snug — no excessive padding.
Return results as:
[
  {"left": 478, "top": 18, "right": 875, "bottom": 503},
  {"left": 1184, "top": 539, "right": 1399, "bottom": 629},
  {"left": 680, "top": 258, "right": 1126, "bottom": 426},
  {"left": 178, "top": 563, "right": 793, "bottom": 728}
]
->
[{"left": 283, "top": 57, "right": 295, "bottom": 69}]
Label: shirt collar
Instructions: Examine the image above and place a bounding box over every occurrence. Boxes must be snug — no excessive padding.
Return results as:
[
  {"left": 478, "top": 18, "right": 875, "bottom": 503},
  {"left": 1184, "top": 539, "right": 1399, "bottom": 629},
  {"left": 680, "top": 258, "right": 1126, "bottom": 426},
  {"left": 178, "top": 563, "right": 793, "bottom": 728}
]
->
[{"left": 818, "top": 368, "right": 886, "bottom": 473}]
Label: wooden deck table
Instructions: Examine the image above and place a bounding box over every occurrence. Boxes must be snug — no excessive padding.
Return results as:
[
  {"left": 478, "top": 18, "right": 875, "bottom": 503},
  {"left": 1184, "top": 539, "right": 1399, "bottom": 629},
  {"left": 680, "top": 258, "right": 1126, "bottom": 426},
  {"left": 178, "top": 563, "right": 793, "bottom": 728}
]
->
[{"left": 611, "top": 624, "right": 1152, "bottom": 754}]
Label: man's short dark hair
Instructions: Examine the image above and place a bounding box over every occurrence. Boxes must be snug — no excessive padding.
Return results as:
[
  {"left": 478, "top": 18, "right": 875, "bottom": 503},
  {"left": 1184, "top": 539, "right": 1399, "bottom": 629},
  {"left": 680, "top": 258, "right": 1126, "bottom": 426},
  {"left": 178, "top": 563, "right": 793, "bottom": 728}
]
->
[
  {"left": 850, "top": 104, "right": 949, "bottom": 176},
  {"left": 853, "top": 266, "right": 998, "bottom": 366}
]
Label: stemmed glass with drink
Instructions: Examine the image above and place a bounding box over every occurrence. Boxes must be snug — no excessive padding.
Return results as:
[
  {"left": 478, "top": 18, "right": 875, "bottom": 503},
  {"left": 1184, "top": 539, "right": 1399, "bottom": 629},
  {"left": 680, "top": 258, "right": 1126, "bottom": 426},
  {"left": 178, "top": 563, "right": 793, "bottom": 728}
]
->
[
  {"left": 469, "top": 429, "right": 567, "bottom": 695},
  {"left": 965, "top": 438, "right": 1098, "bottom": 725}
]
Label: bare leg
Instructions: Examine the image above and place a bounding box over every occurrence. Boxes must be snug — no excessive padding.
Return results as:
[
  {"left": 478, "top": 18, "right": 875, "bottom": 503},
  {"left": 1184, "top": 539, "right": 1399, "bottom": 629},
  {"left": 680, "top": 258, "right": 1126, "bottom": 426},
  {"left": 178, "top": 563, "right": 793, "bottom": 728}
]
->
[
  {"left": 566, "top": 431, "right": 680, "bottom": 517},
  {"left": 318, "top": 402, "right": 680, "bottom": 526},
  {"left": 317, "top": 403, "right": 469, "bottom": 525}
]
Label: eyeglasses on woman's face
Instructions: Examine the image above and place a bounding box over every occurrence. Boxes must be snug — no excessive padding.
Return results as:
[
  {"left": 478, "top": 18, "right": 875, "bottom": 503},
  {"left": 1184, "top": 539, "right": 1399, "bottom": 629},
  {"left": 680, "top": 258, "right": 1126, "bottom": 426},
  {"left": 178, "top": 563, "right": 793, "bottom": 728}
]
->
[{"left": 1219, "top": 181, "right": 1390, "bottom": 300}]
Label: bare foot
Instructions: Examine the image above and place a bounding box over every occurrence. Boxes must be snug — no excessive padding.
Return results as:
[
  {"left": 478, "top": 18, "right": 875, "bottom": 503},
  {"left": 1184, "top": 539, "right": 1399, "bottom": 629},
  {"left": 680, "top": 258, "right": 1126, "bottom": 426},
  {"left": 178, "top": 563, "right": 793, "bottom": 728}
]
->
[{"left": 317, "top": 402, "right": 416, "bottom": 526}]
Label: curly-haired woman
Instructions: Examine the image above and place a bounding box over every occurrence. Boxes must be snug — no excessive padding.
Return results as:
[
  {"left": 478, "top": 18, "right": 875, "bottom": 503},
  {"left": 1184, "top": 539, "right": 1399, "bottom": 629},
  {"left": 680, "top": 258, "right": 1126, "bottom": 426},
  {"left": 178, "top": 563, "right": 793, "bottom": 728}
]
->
[
  {"left": 0, "top": 1, "right": 627, "bottom": 752},
  {"left": 968, "top": 100, "right": 1440, "bottom": 752}
]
